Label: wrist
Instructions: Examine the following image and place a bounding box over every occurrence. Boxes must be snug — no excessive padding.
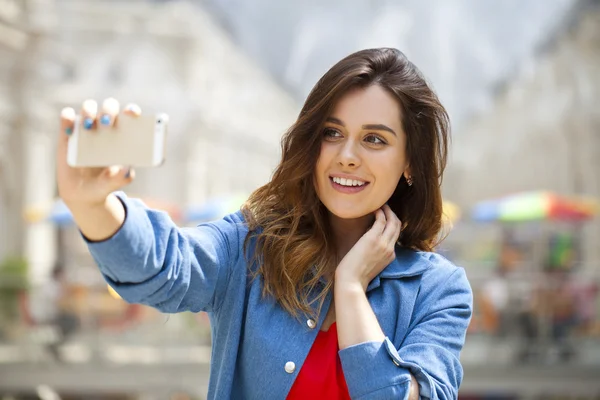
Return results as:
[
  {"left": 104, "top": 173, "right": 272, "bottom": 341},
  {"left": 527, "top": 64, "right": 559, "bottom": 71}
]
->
[
  {"left": 64, "top": 194, "right": 112, "bottom": 212},
  {"left": 68, "top": 194, "right": 126, "bottom": 242},
  {"left": 335, "top": 270, "right": 368, "bottom": 293}
]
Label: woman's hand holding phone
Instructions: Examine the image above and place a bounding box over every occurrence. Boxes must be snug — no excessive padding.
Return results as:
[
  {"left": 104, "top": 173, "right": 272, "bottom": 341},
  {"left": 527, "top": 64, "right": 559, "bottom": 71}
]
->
[
  {"left": 57, "top": 98, "right": 141, "bottom": 241},
  {"left": 58, "top": 98, "right": 140, "bottom": 206}
]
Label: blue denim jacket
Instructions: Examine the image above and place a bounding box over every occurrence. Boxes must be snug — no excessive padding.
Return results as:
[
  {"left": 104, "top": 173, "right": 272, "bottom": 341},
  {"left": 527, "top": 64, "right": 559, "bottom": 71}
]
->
[{"left": 87, "top": 194, "right": 473, "bottom": 400}]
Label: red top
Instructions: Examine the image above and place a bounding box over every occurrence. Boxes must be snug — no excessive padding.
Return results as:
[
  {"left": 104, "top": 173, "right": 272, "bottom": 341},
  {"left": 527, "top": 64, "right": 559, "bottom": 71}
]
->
[{"left": 287, "top": 323, "right": 351, "bottom": 400}]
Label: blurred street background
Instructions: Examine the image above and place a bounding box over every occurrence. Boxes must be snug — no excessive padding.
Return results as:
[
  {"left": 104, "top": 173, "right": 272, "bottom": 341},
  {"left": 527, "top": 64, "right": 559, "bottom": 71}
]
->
[{"left": 1, "top": 0, "right": 599, "bottom": 399}]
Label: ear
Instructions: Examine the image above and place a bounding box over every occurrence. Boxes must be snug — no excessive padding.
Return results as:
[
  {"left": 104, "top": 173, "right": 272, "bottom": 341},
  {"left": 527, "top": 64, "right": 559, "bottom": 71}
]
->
[{"left": 403, "top": 167, "right": 413, "bottom": 187}]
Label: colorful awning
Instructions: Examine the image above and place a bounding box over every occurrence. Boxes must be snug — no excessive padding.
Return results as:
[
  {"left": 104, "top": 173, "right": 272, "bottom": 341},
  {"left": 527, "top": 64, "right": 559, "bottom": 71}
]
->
[{"left": 471, "top": 191, "right": 599, "bottom": 222}]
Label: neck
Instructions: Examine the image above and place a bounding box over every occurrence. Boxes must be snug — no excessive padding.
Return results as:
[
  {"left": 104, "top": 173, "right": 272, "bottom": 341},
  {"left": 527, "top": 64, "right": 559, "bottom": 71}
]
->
[{"left": 329, "top": 212, "right": 375, "bottom": 262}]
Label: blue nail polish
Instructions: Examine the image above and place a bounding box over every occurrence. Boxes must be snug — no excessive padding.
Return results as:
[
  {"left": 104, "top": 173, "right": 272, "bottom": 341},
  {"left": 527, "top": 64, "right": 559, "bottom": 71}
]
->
[
  {"left": 65, "top": 127, "right": 73, "bottom": 135},
  {"left": 125, "top": 168, "right": 131, "bottom": 178},
  {"left": 100, "top": 114, "right": 111, "bottom": 126},
  {"left": 83, "top": 118, "right": 94, "bottom": 130}
]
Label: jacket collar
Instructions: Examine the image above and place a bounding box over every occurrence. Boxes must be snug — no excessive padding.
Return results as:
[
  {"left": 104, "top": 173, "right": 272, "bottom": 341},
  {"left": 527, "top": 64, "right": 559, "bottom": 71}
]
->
[
  {"left": 313, "top": 248, "right": 431, "bottom": 291},
  {"left": 366, "top": 247, "right": 431, "bottom": 292}
]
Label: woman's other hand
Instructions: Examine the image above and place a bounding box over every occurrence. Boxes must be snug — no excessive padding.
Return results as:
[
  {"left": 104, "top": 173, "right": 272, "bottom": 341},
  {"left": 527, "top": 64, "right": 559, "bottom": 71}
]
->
[{"left": 335, "top": 205, "right": 401, "bottom": 291}]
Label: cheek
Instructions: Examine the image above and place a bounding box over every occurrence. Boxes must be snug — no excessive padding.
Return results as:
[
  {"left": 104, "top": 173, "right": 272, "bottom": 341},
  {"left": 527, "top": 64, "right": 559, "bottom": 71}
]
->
[
  {"left": 314, "top": 150, "right": 328, "bottom": 192},
  {"left": 375, "top": 157, "right": 405, "bottom": 196},
  {"left": 384, "top": 177, "right": 402, "bottom": 200},
  {"left": 315, "top": 146, "right": 332, "bottom": 178},
  {"left": 378, "top": 176, "right": 401, "bottom": 200}
]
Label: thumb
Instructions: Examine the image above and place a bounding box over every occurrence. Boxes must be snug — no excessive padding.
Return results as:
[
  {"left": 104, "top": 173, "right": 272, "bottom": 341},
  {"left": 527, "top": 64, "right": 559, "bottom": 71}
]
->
[{"left": 102, "top": 166, "right": 135, "bottom": 191}]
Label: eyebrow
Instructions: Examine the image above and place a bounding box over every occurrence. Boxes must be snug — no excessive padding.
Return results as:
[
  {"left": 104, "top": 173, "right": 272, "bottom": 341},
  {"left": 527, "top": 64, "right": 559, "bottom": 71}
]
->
[{"left": 326, "top": 117, "right": 397, "bottom": 136}]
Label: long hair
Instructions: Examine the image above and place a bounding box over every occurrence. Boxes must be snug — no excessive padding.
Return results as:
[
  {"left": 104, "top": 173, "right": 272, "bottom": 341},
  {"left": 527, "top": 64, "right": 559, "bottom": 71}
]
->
[{"left": 242, "top": 48, "right": 449, "bottom": 318}]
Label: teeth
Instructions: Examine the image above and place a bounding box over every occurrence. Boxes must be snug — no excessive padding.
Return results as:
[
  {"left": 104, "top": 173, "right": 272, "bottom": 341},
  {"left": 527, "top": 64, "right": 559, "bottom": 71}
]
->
[{"left": 332, "top": 177, "right": 366, "bottom": 187}]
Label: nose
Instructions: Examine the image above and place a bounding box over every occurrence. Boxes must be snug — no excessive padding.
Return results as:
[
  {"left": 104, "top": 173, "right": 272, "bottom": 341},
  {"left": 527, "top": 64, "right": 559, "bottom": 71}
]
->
[{"left": 337, "top": 140, "right": 360, "bottom": 168}]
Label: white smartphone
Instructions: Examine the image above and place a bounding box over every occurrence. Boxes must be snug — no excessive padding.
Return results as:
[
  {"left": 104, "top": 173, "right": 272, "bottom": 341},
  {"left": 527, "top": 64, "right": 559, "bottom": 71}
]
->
[{"left": 66, "top": 113, "right": 169, "bottom": 167}]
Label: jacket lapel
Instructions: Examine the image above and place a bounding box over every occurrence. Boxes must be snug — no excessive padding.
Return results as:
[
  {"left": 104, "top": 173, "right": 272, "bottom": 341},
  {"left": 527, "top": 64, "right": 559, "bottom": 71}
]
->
[{"left": 366, "top": 248, "right": 430, "bottom": 292}]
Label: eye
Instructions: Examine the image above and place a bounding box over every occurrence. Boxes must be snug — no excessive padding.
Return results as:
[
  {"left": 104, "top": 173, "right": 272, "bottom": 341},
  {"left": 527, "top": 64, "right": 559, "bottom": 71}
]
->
[
  {"left": 323, "top": 127, "right": 342, "bottom": 139},
  {"left": 364, "top": 134, "right": 387, "bottom": 145}
]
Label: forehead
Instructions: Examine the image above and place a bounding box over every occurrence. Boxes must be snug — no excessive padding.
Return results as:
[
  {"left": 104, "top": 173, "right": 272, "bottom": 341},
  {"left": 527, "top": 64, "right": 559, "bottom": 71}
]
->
[{"left": 330, "top": 85, "right": 403, "bottom": 129}]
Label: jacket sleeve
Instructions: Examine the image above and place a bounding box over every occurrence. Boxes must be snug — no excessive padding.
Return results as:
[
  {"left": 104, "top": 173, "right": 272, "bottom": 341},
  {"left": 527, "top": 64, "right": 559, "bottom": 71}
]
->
[
  {"left": 338, "top": 268, "right": 473, "bottom": 400},
  {"left": 84, "top": 192, "right": 241, "bottom": 314}
]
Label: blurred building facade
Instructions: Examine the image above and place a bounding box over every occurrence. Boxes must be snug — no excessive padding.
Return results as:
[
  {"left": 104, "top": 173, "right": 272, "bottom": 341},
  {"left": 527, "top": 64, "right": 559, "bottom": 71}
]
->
[
  {"left": 444, "top": 0, "right": 600, "bottom": 265},
  {"left": 0, "top": 0, "right": 298, "bottom": 283},
  {"left": 0, "top": 0, "right": 33, "bottom": 267}
]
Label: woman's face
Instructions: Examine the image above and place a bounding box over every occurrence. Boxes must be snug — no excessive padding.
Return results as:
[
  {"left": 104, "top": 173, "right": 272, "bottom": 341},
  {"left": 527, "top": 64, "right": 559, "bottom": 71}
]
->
[{"left": 315, "top": 84, "right": 410, "bottom": 220}]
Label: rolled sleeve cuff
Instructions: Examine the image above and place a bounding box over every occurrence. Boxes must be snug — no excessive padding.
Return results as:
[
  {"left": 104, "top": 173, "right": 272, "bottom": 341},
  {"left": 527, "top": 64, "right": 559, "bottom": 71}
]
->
[
  {"left": 83, "top": 192, "right": 155, "bottom": 283},
  {"left": 338, "top": 337, "right": 413, "bottom": 399}
]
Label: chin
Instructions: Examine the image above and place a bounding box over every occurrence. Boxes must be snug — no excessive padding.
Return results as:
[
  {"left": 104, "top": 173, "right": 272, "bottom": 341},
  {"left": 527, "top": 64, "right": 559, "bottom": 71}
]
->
[{"left": 325, "top": 203, "right": 377, "bottom": 220}]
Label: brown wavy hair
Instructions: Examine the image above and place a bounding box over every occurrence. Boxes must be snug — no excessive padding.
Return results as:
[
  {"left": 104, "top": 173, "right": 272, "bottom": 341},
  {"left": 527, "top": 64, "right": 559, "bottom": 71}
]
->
[{"left": 242, "top": 48, "right": 449, "bottom": 318}]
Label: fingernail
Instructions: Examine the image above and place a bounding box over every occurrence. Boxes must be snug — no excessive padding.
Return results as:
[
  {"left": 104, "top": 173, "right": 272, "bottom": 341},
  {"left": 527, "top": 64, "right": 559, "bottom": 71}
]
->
[
  {"left": 100, "top": 114, "right": 111, "bottom": 126},
  {"left": 102, "top": 97, "right": 120, "bottom": 114},
  {"left": 83, "top": 118, "right": 94, "bottom": 130},
  {"left": 82, "top": 99, "right": 98, "bottom": 115},
  {"left": 125, "top": 103, "right": 141, "bottom": 115},
  {"left": 125, "top": 168, "right": 131, "bottom": 178},
  {"left": 65, "top": 127, "right": 73, "bottom": 135},
  {"left": 61, "top": 107, "right": 75, "bottom": 119}
]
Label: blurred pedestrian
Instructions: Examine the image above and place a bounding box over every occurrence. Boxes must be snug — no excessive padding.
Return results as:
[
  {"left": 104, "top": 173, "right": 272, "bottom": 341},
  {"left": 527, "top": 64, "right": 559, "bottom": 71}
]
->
[
  {"left": 480, "top": 241, "right": 521, "bottom": 336},
  {"left": 56, "top": 48, "right": 472, "bottom": 399}
]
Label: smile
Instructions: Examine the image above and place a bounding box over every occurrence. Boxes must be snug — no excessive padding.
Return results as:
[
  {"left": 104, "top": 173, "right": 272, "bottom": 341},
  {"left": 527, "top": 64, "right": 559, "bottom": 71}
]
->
[{"left": 329, "top": 176, "right": 370, "bottom": 193}]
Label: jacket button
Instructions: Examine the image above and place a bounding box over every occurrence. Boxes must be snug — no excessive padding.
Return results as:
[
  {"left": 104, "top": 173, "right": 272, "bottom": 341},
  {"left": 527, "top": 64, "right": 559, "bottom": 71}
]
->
[
  {"left": 284, "top": 361, "right": 296, "bottom": 374},
  {"left": 306, "top": 319, "right": 316, "bottom": 329}
]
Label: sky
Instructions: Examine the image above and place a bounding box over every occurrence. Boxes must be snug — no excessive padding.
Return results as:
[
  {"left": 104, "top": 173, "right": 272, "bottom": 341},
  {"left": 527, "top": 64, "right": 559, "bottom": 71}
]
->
[{"left": 200, "top": 0, "right": 577, "bottom": 130}]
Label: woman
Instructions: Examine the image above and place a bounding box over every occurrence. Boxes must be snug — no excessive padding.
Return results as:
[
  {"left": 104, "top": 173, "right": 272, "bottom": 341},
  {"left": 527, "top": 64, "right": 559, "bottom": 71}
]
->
[{"left": 57, "top": 48, "right": 472, "bottom": 399}]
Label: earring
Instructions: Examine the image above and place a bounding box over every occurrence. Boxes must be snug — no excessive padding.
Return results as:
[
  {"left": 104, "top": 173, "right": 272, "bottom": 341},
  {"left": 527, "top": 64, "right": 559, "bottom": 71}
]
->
[{"left": 406, "top": 176, "right": 413, "bottom": 186}]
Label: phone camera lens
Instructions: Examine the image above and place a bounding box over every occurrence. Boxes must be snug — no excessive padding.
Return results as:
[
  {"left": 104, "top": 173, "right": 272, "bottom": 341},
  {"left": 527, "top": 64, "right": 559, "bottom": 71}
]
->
[{"left": 157, "top": 119, "right": 162, "bottom": 124}]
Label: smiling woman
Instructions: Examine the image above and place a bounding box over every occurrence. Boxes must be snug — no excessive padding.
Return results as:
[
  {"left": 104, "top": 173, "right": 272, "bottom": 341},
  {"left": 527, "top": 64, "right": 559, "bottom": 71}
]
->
[
  {"left": 244, "top": 48, "right": 451, "bottom": 318},
  {"left": 57, "top": 48, "right": 471, "bottom": 400}
]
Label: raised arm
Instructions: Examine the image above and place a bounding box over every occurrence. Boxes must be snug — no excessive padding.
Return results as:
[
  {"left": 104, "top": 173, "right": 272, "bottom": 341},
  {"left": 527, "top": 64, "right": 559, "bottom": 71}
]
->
[
  {"left": 85, "top": 193, "right": 240, "bottom": 313},
  {"left": 57, "top": 99, "right": 240, "bottom": 314}
]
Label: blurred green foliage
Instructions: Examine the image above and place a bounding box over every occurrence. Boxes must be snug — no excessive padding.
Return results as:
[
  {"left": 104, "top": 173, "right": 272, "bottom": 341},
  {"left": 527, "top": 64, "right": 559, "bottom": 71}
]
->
[{"left": 0, "top": 256, "right": 28, "bottom": 327}]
